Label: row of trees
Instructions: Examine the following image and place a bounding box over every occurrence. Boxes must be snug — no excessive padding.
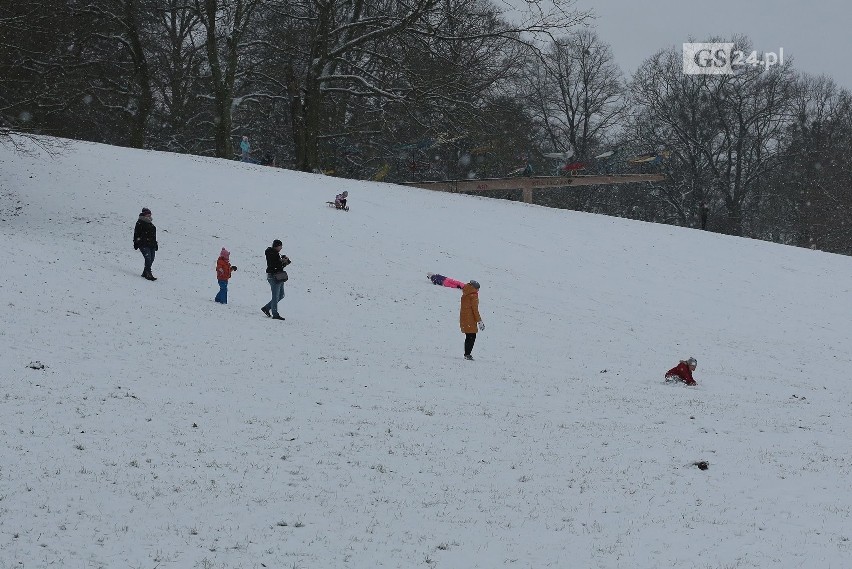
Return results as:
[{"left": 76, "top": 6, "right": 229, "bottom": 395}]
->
[
  {"left": 2, "top": 2, "right": 851, "bottom": 254},
  {"left": 0, "top": 0, "right": 581, "bottom": 166},
  {"left": 519, "top": 33, "right": 852, "bottom": 252}
]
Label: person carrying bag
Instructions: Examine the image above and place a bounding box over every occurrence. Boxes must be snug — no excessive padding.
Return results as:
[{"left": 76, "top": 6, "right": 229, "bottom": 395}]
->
[{"left": 261, "top": 239, "right": 290, "bottom": 320}]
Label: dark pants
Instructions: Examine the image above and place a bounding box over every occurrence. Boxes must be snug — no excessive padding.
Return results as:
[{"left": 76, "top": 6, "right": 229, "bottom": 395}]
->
[
  {"left": 139, "top": 247, "right": 155, "bottom": 274},
  {"left": 464, "top": 333, "right": 477, "bottom": 356},
  {"left": 215, "top": 280, "right": 228, "bottom": 304}
]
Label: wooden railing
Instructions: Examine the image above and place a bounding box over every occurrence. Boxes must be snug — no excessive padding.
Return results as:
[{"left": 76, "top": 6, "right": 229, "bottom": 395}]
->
[{"left": 403, "top": 174, "right": 665, "bottom": 203}]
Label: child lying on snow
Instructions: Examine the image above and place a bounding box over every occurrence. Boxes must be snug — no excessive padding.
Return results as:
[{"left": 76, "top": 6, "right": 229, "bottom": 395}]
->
[
  {"left": 427, "top": 273, "right": 465, "bottom": 289},
  {"left": 665, "top": 357, "right": 698, "bottom": 386}
]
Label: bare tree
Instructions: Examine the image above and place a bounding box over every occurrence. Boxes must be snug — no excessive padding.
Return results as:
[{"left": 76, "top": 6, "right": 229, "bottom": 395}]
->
[
  {"left": 762, "top": 75, "right": 852, "bottom": 252},
  {"left": 193, "top": 0, "right": 265, "bottom": 158},
  {"left": 71, "top": 0, "right": 157, "bottom": 148},
  {"left": 149, "top": 0, "right": 206, "bottom": 152},
  {"left": 261, "top": 0, "right": 587, "bottom": 172},
  {"left": 528, "top": 30, "right": 625, "bottom": 160},
  {"left": 0, "top": 1, "right": 80, "bottom": 133},
  {"left": 630, "top": 39, "right": 796, "bottom": 235}
]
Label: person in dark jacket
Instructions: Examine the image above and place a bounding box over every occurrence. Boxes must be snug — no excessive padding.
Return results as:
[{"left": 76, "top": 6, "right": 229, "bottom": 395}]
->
[
  {"left": 133, "top": 207, "right": 158, "bottom": 280},
  {"left": 261, "top": 239, "right": 290, "bottom": 320}
]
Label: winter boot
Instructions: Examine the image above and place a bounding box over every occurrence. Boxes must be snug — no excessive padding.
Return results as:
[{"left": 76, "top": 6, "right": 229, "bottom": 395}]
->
[
  {"left": 464, "top": 354, "right": 474, "bottom": 361},
  {"left": 271, "top": 314, "right": 285, "bottom": 321},
  {"left": 143, "top": 271, "right": 157, "bottom": 281},
  {"left": 261, "top": 307, "right": 271, "bottom": 317}
]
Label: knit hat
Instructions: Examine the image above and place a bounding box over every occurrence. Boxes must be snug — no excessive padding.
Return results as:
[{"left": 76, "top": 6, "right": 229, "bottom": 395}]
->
[
  {"left": 220, "top": 247, "right": 230, "bottom": 260},
  {"left": 469, "top": 280, "right": 480, "bottom": 289},
  {"left": 272, "top": 239, "right": 283, "bottom": 247},
  {"left": 141, "top": 207, "right": 151, "bottom": 216}
]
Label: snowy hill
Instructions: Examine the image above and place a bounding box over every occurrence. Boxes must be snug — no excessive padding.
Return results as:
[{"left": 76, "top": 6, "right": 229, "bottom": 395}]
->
[{"left": 1, "top": 136, "right": 851, "bottom": 569}]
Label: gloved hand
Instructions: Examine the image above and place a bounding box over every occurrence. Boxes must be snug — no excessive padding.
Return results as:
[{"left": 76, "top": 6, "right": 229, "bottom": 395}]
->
[
  {"left": 230, "top": 266, "right": 237, "bottom": 271},
  {"left": 478, "top": 321, "right": 485, "bottom": 331}
]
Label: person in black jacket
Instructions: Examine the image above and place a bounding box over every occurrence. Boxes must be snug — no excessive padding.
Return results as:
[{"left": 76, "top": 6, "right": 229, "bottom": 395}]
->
[
  {"left": 261, "top": 239, "right": 290, "bottom": 320},
  {"left": 133, "top": 207, "right": 158, "bottom": 281}
]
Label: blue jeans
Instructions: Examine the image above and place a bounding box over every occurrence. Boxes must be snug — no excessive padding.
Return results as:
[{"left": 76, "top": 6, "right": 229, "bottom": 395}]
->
[
  {"left": 215, "top": 280, "right": 228, "bottom": 304},
  {"left": 262, "top": 276, "right": 285, "bottom": 316},
  {"left": 139, "top": 247, "right": 155, "bottom": 273}
]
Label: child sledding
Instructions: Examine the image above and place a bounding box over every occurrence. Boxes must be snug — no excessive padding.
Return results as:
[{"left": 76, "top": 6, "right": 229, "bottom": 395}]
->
[{"left": 327, "top": 191, "right": 349, "bottom": 211}]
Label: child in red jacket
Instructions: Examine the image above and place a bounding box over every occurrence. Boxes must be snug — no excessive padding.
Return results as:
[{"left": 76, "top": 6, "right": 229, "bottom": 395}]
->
[
  {"left": 214, "top": 248, "right": 237, "bottom": 304},
  {"left": 665, "top": 357, "right": 697, "bottom": 386}
]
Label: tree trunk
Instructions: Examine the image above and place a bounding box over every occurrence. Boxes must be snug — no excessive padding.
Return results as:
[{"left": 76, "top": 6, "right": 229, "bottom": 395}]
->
[
  {"left": 125, "top": 0, "right": 152, "bottom": 148},
  {"left": 198, "top": 0, "right": 235, "bottom": 158},
  {"left": 724, "top": 196, "right": 743, "bottom": 236},
  {"left": 298, "top": 75, "right": 322, "bottom": 172},
  {"left": 286, "top": 64, "right": 306, "bottom": 169},
  {"left": 213, "top": 85, "right": 233, "bottom": 158}
]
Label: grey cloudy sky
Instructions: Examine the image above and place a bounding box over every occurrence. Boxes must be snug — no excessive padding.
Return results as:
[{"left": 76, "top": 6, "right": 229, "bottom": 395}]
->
[{"left": 503, "top": 0, "right": 852, "bottom": 89}]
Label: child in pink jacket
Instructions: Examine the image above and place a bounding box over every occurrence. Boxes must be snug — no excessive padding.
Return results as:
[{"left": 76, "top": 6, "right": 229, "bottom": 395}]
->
[{"left": 427, "top": 273, "right": 465, "bottom": 289}]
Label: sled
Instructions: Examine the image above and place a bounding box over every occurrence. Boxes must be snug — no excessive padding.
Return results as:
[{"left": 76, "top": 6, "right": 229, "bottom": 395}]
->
[{"left": 326, "top": 201, "right": 349, "bottom": 211}]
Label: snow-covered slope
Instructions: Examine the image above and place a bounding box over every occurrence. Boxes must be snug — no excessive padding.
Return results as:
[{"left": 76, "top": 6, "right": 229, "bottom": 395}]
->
[{"left": 1, "top": 136, "right": 851, "bottom": 569}]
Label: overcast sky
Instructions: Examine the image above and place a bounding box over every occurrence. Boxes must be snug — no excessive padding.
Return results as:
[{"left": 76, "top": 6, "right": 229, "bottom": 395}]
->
[{"left": 501, "top": 0, "right": 852, "bottom": 89}]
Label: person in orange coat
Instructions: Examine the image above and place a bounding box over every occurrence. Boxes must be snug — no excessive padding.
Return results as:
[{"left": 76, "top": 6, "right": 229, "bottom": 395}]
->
[
  {"left": 460, "top": 280, "right": 484, "bottom": 360},
  {"left": 214, "top": 248, "right": 237, "bottom": 304},
  {"left": 665, "top": 357, "right": 697, "bottom": 386}
]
